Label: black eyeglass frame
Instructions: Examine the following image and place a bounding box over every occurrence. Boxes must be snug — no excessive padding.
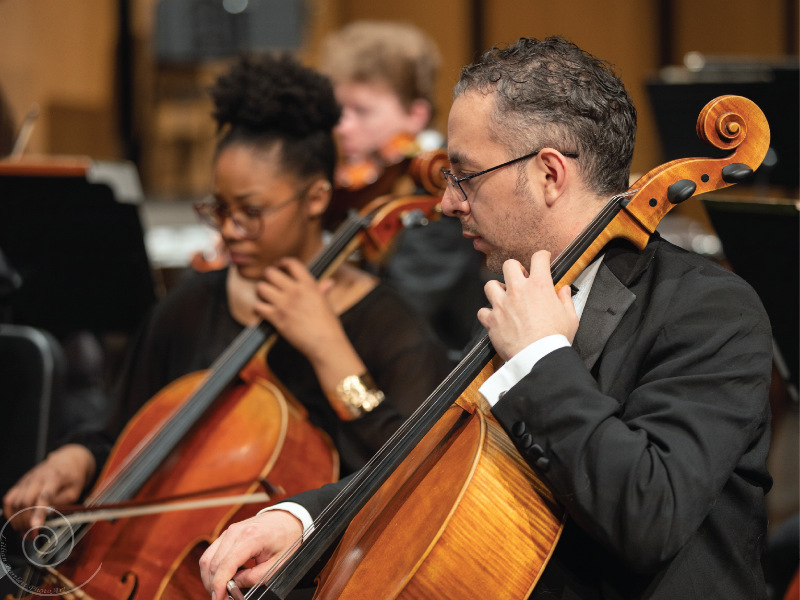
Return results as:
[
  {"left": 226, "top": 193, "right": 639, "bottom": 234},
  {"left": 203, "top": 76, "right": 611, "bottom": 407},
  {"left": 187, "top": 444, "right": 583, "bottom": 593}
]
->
[
  {"left": 193, "top": 185, "right": 309, "bottom": 240},
  {"left": 441, "top": 149, "right": 579, "bottom": 202}
]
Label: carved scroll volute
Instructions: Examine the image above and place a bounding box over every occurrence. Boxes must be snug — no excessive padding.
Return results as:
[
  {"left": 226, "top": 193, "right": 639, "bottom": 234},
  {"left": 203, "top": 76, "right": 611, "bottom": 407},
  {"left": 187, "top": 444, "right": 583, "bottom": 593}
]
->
[
  {"left": 408, "top": 149, "right": 449, "bottom": 196},
  {"left": 624, "top": 95, "right": 770, "bottom": 234}
]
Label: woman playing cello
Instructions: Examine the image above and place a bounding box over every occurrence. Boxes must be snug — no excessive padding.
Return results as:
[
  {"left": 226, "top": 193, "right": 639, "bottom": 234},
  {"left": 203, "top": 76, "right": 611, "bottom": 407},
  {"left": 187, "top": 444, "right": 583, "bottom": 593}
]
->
[{"left": 3, "top": 54, "right": 450, "bottom": 532}]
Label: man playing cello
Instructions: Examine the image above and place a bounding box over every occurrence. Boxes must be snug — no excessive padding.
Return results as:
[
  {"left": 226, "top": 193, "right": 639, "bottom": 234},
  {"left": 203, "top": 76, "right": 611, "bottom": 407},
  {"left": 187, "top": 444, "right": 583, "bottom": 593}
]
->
[{"left": 199, "top": 37, "right": 773, "bottom": 599}]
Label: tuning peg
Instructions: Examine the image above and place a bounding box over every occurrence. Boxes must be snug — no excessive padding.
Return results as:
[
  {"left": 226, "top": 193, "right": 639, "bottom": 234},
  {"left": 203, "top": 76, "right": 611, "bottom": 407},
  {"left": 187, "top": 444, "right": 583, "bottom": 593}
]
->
[
  {"left": 721, "top": 163, "right": 754, "bottom": 183},
  {"left": 401, "top": 209, "right": 430, "bottom": 229},
  {"left": 667, "top": 179, "right": 697, "bottom": 204}
]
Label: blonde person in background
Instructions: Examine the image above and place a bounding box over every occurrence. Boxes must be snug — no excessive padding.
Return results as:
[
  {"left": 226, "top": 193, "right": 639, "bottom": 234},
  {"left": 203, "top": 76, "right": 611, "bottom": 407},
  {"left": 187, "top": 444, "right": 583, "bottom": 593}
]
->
[{"left": 320, "top": 21, "right": 487, "bottom": 357}]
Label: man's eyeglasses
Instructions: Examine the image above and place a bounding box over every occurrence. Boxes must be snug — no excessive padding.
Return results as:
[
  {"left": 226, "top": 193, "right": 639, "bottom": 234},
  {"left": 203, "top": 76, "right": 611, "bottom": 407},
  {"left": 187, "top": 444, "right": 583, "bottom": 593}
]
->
[
  {"left": 194, "top": 188, "right": 304, "bottom": 240},
  {"left": 441, "top": 149, "right": 579, "bottom": 202}
]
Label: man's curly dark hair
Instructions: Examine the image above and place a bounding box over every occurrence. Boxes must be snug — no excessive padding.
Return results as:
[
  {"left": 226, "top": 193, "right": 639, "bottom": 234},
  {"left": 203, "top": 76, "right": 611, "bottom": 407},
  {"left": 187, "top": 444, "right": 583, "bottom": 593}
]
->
[
  {"left": 211, "top": 53, "right": 342, "bottom": 183},
  {"left": 454, "top": 36, "right": 637, "bottom": 197}
]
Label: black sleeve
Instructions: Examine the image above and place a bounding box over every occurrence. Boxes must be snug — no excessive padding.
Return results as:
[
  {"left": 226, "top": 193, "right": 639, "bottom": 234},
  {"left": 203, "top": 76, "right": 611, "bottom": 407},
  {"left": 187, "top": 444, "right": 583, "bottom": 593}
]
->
[
  {"left": 285, "top": 474, "right": 354, "bottom": 520},
  {"left": 64, "top": 271, "right": 231, "bottom": 480},
  {"left": 337, "top": 288, "right": 454, "bottom": 459},
  {"left": 491, "top": 273, "right": 773, "bottom": 573},
  {"left": 66, "top": 300, "right": 178, "bottom": 477}
]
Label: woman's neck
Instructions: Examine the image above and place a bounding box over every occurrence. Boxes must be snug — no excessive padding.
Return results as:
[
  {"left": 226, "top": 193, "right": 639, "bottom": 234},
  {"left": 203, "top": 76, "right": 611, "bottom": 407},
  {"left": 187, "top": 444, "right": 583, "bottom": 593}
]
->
[
  {"left": 226, "top": 266, "right": 261, "bottom": 326},
  {"left": 295, "top": 224, "right": 325, "bottom": 265},
  {"left": 225, "top": 261, "right": 378, "bottom": 328}
]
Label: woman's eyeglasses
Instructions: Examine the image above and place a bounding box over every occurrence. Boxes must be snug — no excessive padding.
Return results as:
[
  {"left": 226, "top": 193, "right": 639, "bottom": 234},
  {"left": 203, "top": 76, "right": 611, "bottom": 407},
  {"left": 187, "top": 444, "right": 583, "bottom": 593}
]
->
[{"left": 194, "top": 188, "right": 305, "bottom": 240}]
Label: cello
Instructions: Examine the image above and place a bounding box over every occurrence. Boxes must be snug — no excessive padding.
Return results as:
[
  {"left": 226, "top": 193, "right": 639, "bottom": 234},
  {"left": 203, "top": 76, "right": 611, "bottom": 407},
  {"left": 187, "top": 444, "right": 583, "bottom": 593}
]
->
[
  {"left": 243, "top": 95, "right": 770, "bottom": 599},
  {"left": 325, "top": 133, "right": 449, "bottom": 230},
  {"left": 3, "top": 192, "right": 445, "bottom": 600}
]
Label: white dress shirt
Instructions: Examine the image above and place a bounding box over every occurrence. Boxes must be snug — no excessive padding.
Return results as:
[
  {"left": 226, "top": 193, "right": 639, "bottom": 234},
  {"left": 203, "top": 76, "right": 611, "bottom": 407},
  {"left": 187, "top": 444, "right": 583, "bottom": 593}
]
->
[
  {"left": 478, "top": 256, "right": 603, "bottom": 406},
  {"left": 259, "top": 257, "right": 604, "bottom": 537}
]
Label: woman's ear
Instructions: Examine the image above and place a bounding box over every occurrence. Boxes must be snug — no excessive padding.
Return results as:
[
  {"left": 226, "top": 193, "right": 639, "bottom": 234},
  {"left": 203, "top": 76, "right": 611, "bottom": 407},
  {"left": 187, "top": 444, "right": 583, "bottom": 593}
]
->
[{"left": 304, "top": 179, "right": 333, "bottom": 219}]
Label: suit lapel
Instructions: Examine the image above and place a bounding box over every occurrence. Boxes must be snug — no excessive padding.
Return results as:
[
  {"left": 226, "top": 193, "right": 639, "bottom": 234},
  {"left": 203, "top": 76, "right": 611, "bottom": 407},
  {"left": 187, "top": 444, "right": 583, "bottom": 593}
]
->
[{"left": 572, "top": 262, "right": 636, "bottom": 371}]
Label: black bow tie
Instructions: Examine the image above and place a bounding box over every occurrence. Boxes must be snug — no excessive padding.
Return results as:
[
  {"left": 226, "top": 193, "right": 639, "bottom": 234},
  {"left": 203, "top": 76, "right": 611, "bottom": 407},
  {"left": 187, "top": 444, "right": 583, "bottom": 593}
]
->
[{"left": 570, "top": 284, "right": 579, "bottom": 297}]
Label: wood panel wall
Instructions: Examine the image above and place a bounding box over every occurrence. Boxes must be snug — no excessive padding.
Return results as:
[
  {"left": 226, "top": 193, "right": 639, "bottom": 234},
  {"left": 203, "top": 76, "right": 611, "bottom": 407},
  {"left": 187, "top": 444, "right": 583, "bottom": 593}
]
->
[
  {"left": 0, "top": 0, "right": 120, "bottom": 158},
  {"left": 481, "top": 0, "right": 661, "bottom": 178},
  {"left": 672, "top": 0, "right": 789, "bottom": 60},
  {"left": 0, "top": 0, "right": 795, "bottom": 191}
]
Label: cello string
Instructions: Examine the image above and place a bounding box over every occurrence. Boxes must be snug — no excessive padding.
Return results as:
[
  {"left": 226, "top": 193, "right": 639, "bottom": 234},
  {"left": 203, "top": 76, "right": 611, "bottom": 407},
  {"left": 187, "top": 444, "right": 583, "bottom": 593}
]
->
[
  {"left": 247, "top": 192, "right": 635, "bottom": 597},
  {"left": 245, "top": 339, "right": 497, "bottom": 599}
]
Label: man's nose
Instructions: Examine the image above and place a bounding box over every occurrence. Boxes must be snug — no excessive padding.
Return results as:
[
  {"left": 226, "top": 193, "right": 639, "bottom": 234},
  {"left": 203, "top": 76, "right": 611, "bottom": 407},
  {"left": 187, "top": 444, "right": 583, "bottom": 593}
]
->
[{"left": 441, "top": 186, "right": 469, "bottom": 217}]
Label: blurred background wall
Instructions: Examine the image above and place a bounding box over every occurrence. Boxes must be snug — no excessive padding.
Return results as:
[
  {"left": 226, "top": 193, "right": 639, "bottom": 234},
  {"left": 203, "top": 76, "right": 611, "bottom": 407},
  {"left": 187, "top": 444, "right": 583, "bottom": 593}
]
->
[{"left": 0, "top": 0, "right": 796, "bottom": 198}]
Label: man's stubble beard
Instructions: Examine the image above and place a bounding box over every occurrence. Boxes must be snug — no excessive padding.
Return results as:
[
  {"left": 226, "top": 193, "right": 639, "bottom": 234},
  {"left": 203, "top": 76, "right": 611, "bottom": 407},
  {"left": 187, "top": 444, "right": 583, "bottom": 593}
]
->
[{"left": 481, "top": 183, "right": 556, "bottom": 274}]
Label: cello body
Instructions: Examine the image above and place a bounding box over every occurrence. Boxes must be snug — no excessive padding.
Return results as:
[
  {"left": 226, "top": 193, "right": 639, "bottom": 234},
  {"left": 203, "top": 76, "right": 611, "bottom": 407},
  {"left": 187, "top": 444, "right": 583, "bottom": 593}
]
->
[
  {"left": 314, "top": 357, "right": 563, "bottom": 600},
  {"left": 48, "top": 370, "right": 337, "bottom": 600}
]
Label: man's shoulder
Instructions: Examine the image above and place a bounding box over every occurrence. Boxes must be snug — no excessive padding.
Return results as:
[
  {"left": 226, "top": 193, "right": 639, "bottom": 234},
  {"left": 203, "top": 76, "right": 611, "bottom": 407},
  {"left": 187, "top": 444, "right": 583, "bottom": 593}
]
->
[
  {"left": 608, "top": 234, "right": 758, "bottom": 296},
  {"left": 649, "top": 236, "right": 759, "bottom": 295},
  {"left": 625, "top": 236, "right": 770, "bottom": 331}
]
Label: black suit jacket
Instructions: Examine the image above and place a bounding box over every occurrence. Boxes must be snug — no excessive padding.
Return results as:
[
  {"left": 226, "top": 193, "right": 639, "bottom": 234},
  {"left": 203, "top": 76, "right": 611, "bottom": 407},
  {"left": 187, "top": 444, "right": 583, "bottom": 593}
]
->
[{"left": 288, "top": 236, "right": 773, "bottom": 600}]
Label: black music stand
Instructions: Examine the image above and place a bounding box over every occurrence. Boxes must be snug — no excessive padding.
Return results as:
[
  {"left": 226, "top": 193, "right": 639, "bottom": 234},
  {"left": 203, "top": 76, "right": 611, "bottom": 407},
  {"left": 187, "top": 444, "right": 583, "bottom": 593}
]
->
[
  {"left": 0, "top": 159, "right": 156, "bottom": 339},
  {"left": 702, "top": 196, "right": 799, "bottom": 394}
]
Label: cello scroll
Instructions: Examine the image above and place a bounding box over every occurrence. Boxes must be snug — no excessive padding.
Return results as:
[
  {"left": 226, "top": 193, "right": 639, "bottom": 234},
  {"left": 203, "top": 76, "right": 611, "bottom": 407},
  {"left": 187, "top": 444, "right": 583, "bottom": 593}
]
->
[
  {"left": 556, "top": 95, "right": 770, "bottom": 291},
  {"left": 626, "top": 95, "right": 770, "bottom": 235}
]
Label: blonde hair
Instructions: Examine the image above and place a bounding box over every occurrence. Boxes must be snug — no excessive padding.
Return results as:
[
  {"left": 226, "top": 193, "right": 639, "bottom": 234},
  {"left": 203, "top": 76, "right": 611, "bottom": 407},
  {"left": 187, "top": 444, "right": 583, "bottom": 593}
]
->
[{"left": 319, "top": 21, "right": 441, "bottom": 111}]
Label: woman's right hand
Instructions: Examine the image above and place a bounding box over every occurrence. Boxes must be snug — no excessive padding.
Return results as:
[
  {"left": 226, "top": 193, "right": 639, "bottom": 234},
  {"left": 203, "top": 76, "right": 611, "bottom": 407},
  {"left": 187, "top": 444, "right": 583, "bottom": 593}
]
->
[{"left": 2, "top": 444, "right": 96, "bottom": 532}]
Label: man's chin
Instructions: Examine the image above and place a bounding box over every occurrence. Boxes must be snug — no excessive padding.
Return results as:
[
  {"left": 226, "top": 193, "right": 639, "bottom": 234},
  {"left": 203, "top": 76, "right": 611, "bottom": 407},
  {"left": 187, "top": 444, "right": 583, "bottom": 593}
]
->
[
  {"left": 485, "top": 252, "right": 505, "bottom": 274},
  {"left": 485, "top": 249, "right": 531, "bottom": 273}
]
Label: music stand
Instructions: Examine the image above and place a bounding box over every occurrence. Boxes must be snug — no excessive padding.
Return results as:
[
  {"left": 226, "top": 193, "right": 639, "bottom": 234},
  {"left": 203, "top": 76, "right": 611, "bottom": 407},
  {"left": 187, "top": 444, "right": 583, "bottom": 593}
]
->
[
  {"left": 0, "top": 157, "right": 156, "bottom": 339},
  {"left": 702, "top": 195, "right": 799, "bottom": 394}
]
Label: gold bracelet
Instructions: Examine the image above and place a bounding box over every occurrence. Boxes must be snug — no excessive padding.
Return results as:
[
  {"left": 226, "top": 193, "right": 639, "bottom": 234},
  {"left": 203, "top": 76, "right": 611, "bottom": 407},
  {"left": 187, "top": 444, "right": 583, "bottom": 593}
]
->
[{"left": 326, "top": 373, "right": 385, "bottom": 421}]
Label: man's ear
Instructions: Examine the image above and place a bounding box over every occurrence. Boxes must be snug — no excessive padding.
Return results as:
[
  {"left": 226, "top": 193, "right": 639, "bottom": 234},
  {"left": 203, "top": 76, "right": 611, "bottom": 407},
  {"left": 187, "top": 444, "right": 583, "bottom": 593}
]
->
[
  {"left": 536, "top": 148, "right": 570, "bottom": 207},
  {"left": 304, "top": 179, "right": 333, "bottom": 219},
  {"left": 406, "top": 99, "right": 433, "bottom": 133}
]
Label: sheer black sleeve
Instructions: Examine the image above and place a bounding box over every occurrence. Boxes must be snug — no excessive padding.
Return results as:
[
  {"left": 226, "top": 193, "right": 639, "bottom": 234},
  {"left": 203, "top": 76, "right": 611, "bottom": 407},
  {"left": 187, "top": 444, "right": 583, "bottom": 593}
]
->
[
  {"left": 340, "top": 285, "right": 453, "bottom": 451},
  {"left": 267, "top": 284, "right": 453, "bottom": 475}
]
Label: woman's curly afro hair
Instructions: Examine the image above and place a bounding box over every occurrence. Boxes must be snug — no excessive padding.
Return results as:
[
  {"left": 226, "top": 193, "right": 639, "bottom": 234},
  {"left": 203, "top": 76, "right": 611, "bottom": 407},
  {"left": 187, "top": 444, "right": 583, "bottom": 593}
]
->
[{"left": 211, "top": 53, "right": 342, "bottom": 182}]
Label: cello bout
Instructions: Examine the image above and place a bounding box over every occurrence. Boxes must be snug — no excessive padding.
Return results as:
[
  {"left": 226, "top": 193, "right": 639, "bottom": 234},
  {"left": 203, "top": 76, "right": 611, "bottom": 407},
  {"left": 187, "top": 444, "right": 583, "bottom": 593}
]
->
[{"left": 314, "top": 405, "right": 565, "bottom": 600}]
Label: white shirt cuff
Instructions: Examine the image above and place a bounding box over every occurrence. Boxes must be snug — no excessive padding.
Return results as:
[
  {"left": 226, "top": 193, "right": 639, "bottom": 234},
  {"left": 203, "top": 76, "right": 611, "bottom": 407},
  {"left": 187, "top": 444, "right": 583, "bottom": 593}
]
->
[
  {"left": 258, "top": 502, "right": 315, "bottom": 540},
  {"left": 479, "top": 334, "right": 571, "bottom": 407}
]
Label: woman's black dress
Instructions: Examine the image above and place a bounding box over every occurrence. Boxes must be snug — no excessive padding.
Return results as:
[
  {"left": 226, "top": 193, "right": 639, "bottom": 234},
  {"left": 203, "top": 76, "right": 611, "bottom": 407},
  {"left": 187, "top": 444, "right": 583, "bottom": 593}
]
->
[{"left": 71, "top": 268, "right": 452, "bottom": 477}]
